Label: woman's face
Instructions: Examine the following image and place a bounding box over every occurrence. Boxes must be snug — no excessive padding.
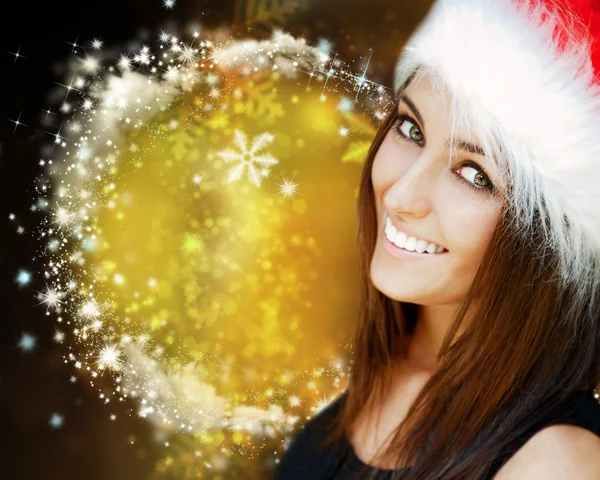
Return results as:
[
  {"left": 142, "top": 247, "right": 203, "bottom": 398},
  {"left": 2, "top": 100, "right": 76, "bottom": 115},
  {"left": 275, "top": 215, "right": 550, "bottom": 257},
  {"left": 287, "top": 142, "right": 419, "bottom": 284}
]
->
[{"left": 370, "top": 73, "right": 503, "bottom": 306}]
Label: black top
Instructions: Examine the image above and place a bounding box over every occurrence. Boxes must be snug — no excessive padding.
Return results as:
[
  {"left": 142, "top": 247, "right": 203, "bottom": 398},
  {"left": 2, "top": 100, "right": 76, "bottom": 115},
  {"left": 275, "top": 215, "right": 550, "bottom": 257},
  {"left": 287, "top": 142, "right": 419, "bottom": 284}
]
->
[{"left": 273, "top": 388, "right": 600, "bottom": 479}]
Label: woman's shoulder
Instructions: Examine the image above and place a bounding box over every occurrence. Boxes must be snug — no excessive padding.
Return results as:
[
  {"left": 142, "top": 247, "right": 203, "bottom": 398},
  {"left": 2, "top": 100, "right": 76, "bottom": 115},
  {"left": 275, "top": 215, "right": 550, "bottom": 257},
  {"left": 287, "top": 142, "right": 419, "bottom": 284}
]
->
[
  {"left": 273, "top": 391, "right": 348, "bottom": 479},
  {"left": 493, "top": 424, "right": 600, "bottom": 479},
  {"left": 494, "top": 390, "right": 600, "bottom": 479}
]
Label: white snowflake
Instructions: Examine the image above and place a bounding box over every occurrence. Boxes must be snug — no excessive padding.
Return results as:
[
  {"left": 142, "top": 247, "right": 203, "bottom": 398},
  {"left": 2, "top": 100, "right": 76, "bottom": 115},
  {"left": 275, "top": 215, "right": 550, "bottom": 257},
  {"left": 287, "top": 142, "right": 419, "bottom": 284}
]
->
[{"left": 216, "top": 130, "right": 278, "bottom": 187}]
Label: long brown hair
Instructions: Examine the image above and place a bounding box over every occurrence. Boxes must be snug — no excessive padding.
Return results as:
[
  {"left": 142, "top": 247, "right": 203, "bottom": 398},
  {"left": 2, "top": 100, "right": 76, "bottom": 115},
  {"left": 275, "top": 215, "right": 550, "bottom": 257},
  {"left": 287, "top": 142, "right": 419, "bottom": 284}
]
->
[{"left": 319, "top": 76, "right": 600, "bottom": 479}]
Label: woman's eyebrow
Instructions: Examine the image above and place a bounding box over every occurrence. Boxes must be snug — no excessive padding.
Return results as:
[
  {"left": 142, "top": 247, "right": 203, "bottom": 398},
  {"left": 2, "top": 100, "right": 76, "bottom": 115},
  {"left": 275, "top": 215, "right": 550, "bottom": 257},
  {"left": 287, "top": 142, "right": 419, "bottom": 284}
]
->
[
  {"left": 399, "top": 94, "right": 425, "bottom": 129},
  {"left": 447, "top": 139, "right": 485, "bottom": 157}
]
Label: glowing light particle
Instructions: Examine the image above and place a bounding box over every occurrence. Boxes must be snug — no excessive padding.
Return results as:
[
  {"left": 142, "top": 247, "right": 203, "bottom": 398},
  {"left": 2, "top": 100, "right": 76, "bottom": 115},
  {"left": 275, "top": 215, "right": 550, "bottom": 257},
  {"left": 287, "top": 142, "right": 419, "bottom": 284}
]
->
[
  {"left": 98, "top": 345, "right": 121, "bottom": 371},
  {"left": 338, "top": 126, "right": 349, "bottom": 138},
  {"left": 81, "top": 300, "right": 100, "bottom": 318},
  {"left": 49, "top": 413, "right": 64, "bottom": 429},
  {"left": 18, "top": 332, "right": 36, "bottom": 352},
  {"left": 8, "top": 45, "right": 26, "bottom": 64},
  {"left": 52, "top": 204, "right": 75, "bottom": 229},
  {"left": 276, "top": 174, "right": 299, "bottom": 200},
  {"left": 192, "top": 174, "right": 203, "bottom": 186},
  {"left": 38, "top": 287, "right": 63, "bottom": 312},
  {"left": 6, "top": 110, "right": 28, "bottom": 134},
  {"left": 90, "top": 38, "right": 104, "bottom": 51},
  {"left": 16, "top": 270, "right": 31, "bottom": 285}
]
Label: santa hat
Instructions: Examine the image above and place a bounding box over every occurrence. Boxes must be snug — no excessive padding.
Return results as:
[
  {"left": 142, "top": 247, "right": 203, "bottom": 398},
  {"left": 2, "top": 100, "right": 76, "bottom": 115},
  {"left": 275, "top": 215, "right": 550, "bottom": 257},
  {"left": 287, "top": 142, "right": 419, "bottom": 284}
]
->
[{"left": 394, "top": 0, "right": 600, "bottom": 298}]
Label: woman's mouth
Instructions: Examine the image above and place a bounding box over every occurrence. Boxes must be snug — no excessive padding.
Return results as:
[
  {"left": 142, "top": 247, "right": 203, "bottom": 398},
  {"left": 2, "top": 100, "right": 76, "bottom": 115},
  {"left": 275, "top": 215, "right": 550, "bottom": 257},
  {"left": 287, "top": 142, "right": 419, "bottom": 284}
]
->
[{"left": 383, "top": 215, "right": 448, "bottom": 259}]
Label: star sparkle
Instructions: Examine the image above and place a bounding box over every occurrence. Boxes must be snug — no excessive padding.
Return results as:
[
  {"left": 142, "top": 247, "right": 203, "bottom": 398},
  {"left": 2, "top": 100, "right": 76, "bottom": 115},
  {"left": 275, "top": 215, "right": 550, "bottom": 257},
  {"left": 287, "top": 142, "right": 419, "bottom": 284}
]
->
[
  {"left": 6, "top": 111, "right": 28, "bottom": 134},
  {"left": 66, "top": 35, "right": 81, "bottom": 56},
  {"left": 54, "top": 74, "right": 81, "bottom": 102},
  {"left": 338, "top": 126, "right": 350, "bottom": 138},
  {"left": 90, "top": 37, "right": 104, "bottom": 51},
  {"left": 36, "top": 287, "right": 64, "bottom": 313},
  {"left": 41, "top": 104, "right": 56, "bottom": 119},
  {"left": 8, "top": 45, "right": 26, "bottom": 65},
  {"left": 275, "top": 174, "right": 300, "bottom": 200}
]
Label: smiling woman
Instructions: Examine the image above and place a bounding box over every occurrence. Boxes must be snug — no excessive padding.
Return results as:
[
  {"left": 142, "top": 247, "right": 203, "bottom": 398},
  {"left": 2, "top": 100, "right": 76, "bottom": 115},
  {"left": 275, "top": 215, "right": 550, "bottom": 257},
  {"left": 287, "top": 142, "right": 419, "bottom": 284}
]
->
[
  {"left": 274, "top": 0, "right": 600, "bottom": 479},
  {"left": 370, "top": 73, "right": 504, "bottom": 309}
]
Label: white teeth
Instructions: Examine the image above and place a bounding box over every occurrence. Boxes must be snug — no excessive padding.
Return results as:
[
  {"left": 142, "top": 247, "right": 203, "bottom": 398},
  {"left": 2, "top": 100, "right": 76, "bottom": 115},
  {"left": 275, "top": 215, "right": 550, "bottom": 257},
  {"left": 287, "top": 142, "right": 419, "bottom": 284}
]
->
[
  {"left": 384, "top": 215, "right": 446, "bottom": 254},
  {"left": 415, "top": 239, "right": 428, "bottom": 253},
  {"left": 404, "top": 236, "right": 417, "bottom": 251},
  {"left": 393, "top": 231, "right": 407, "bottom": 249}
]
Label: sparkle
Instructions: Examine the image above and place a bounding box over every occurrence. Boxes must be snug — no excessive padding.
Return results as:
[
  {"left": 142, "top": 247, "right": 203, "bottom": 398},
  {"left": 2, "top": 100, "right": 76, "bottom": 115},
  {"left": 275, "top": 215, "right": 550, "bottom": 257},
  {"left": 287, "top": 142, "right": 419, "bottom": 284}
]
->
[
  {"left": 118, "top": 55, "right": 132, "bottom": 71},
  {"left": 98, "top": 344, "right": 122, "bottom": 371},
  {"left": 206, "top": 73, "right": 219, "bottom": 85},
  {"left": 312, "top": 392, "right": 338, "bottom": 415},
  {"left": 66, "top": 35, "right": 81, "bottom": 56},
  {"left": 81, "top": 300, "right": 100, "bottom": 318},
  {"left": 8, "top": 45, "right": 26, "bottom": 65},
  {"left": 6, "top": 110, "right": 28, "bottom": 135},
  {"left": 178, "top": 45, "right": 197, "bottom": 63},
  {"left": 46, "top": 121, "right": 66, "bottom": 145},
  {"left": 51, "top": 204, "right": 75, "bottom": 229},
  {"left": 276, "top": 174, "right": 300, "bottom": 200},
  {"left": 82, "top": 98, "right": 94, "bottom": 111},
  {"left": 18, "top": 332, "right": 36, "bottom": 352},
  {"left": 81, "top": 56, "right": 100, "bottom": 74},
  {"left": 163, "top": 0, "right": 176, "bottom": 9},
  {"left": 41, "top": 104, "right": 56, "bottom": 119},
  {"left": 289, "top": 395, "right": 302, "bottom": 408},
  {"left": 338, "top": 126, "right": 350, "bottom": 138},
  {"left": 90, "top": 37, "right": 104, "bottom": 51},
  {"left": 133, "top": 45, "right": 151, "bottom": 65},
  {"left": 49, "top": 413, "right": 64, "bottom": 429},
  {"left": 317, "top": 38, "right": 333, "bottom": 54},
  {"left": 347, "top": 49, "right": 388, "bottom": 103},
  {"left": 37, "top": 287, "right": 63, "bottom": 313},
  {"left": 16, "top": 270, "right": 31, "bottom": 286},
  {"left": 54, "top": 74, "right": 81, "bottom": 102},
  {"left": 158, "top": 30, "right": 171, "bottom": 43},
  {"left": 192, "top": 174, "right": 203, "bottom": 185}
]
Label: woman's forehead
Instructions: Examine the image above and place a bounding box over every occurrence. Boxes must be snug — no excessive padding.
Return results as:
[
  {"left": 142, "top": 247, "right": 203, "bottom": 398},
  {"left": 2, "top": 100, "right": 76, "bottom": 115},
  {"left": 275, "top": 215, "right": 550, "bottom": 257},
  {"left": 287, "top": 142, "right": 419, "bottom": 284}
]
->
[{"left": 399, "top": 75, "right": 481, "bottom": 144}]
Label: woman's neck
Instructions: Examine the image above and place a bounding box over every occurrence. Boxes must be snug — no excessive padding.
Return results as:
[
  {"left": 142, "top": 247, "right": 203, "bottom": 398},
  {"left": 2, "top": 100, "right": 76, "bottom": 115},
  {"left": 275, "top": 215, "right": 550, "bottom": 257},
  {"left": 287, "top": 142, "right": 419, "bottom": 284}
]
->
[{"left": 406, "top": 304, "right": 460, "bottom": 372}]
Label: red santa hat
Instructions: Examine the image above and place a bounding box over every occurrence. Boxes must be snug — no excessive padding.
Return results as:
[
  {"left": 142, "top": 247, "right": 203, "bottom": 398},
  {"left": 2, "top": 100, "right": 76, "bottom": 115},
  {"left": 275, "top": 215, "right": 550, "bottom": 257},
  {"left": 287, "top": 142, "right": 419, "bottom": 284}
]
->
[{"left": 394, "top": 0, "right": 600, "bottom": 298}]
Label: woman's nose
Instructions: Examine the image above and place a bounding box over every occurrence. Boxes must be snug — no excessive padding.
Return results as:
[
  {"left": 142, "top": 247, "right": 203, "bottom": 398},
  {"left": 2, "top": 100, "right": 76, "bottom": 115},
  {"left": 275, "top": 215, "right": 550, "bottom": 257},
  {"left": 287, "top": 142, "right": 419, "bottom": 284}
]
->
[{"left": 384, "top": 151, "right": 442, "bottom": 218}]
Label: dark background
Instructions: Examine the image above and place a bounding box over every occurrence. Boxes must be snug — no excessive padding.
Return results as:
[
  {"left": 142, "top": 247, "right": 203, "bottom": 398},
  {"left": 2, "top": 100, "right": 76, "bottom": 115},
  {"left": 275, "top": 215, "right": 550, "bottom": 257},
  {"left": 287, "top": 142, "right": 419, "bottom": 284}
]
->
[{"left": 0, "top": 1, "right": 431, "bottom": 478}]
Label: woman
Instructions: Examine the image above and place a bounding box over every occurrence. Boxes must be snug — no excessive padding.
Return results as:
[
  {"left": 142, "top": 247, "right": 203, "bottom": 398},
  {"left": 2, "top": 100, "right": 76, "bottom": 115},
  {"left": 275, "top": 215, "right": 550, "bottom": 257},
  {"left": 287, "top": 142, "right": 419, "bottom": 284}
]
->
[{"left": 275, "top": 0, "right": 600, "bottom": 478}]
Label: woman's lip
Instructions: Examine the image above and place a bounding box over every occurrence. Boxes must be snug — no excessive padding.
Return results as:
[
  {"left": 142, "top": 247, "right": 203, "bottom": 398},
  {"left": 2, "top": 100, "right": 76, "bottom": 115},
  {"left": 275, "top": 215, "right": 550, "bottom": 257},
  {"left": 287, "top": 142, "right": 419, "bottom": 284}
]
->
[{"left": 382, "top": 223, "right": 449, "bottom": 260}]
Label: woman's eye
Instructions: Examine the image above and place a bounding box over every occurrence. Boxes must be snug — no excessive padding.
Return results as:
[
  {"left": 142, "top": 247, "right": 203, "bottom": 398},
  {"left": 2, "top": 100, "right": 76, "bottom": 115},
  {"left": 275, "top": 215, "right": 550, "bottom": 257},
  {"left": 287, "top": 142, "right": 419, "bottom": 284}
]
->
[
  {"left": 457, "top": 165, "right": 491, "bottom": 189},
  {"left": 397, "top": 117, "right": 424, "bottom": 143}
]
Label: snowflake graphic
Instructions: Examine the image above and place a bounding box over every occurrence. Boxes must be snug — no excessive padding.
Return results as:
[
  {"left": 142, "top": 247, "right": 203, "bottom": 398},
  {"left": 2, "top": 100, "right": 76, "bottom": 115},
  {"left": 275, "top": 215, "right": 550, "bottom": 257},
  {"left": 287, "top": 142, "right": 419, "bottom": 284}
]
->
[{"left": 216, "top": 130, "right": 278, "bottom": 187}]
